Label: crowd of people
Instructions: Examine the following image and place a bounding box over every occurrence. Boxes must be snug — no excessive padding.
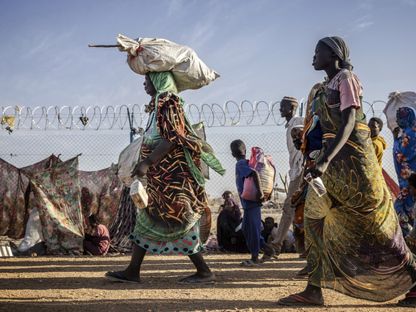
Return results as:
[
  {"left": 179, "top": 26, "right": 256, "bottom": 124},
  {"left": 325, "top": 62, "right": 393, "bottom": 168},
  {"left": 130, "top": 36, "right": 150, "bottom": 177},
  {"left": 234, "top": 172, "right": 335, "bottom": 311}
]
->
[{"left": 98, "top": 35, "right": 416, "bottom": 307}]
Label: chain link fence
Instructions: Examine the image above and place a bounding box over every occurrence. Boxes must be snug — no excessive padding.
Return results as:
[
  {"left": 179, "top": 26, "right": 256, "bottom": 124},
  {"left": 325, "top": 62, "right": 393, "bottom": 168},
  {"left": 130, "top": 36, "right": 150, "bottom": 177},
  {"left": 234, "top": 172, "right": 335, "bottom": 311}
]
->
[{"left": 0, "top": 100, "right": 396, "bottom": 199}]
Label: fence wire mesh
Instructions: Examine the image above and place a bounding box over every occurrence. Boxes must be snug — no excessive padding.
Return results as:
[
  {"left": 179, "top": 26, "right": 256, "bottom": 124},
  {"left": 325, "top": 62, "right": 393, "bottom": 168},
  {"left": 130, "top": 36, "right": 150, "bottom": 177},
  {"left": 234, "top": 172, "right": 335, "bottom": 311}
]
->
[{"left": 0, "top": 100, "right": 395, "bottom": 199}]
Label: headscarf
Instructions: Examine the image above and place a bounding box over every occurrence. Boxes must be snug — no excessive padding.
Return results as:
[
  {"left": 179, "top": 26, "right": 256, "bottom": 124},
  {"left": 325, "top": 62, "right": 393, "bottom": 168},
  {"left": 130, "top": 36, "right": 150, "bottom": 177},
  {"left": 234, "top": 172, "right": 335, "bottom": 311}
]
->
[
  {"left": 319, "top": 36, "right": 353, "bottom": 70},
  {"left": 148, "top": 71, "right": 178, "bottom": 98},
  {"left": 397, "top": 107, "right": 416, "bottom": 130}
]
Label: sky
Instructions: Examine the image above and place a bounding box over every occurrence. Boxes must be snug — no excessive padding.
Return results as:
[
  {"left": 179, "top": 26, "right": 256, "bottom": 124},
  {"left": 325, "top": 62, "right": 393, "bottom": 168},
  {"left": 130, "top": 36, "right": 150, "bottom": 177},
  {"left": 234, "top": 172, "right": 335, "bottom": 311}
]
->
[{"left": 0, "top": 0, "right": 415, "bottom": 110}]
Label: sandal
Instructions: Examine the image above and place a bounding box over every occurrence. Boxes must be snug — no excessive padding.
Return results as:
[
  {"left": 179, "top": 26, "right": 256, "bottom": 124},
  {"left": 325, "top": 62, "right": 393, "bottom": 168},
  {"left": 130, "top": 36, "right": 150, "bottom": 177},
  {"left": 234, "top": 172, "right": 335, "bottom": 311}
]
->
[
  {"left": 177, "top": 273, "right": 216, "bottom": 285},
  {"left": 240, "top": 259, "right": 261, "bottom": 267},
  {"left": 277, "top": 293, "right": 324, "bottom": 306},
  {"left": 105, "top": 271, "right": 140, "bottom": 284},
  {"left": 397, "top": 293, "right": 416, "bottom": 307}
]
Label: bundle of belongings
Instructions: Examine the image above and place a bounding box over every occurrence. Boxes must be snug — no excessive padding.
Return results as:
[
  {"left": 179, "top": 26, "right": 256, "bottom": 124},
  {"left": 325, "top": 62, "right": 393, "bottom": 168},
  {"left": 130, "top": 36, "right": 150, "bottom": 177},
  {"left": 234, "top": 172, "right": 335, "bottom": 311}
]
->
[
  {"left": 383, "top": 91, "right": 416, "bottom": 131},
  {"left": 0, "top": 155, "right": 123, "bottom": 255},
  {"left": 117, "top": 34, "right": 219, "bottom": 92}
]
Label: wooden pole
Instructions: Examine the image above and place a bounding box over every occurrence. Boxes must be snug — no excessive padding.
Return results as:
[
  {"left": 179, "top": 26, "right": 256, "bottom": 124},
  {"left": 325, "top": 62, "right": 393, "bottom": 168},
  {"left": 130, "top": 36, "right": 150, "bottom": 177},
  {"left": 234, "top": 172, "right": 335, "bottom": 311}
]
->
[{"left": 88, "top": 44, "right": 121, "bottom": 48}]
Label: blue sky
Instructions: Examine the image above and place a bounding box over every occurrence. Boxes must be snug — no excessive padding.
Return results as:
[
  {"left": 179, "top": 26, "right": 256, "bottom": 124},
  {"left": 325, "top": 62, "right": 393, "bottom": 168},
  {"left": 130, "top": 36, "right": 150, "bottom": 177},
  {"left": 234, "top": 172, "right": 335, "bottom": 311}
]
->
[{"left": 0, "top": 0, "right": 415, "bottom": 109}]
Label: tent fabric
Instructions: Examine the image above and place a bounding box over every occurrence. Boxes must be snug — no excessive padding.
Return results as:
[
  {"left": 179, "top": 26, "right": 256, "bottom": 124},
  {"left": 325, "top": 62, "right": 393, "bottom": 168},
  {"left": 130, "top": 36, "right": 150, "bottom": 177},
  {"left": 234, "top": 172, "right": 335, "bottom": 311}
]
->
[
  {"left": 79, "top": 164, "right": 123, "bottom": 227},
  {"left": 29, "top": 157, "right": 84, "bottom": 254},
  {"left": 21, "top": 154, "right": 61, "bottom": 176},
  {"left": 0, "top": 159, "right": 28, "bottom": 238}
]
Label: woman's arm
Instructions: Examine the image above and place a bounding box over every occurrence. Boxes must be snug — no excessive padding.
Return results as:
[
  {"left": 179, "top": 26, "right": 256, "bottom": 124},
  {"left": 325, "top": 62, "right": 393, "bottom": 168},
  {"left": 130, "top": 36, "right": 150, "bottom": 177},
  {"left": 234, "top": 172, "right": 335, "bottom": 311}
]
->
[
  {"left": 131, "top": 139, "right": 175, "bottom": 177},
  {"left": 310, "top": 107, "right": 356, "bottom": 178}
]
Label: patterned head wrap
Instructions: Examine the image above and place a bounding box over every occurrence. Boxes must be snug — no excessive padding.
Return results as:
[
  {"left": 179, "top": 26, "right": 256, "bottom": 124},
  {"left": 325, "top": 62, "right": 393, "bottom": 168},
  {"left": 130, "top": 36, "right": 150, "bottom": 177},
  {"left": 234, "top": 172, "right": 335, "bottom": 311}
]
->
[
  {"left": 319, "top": 36, "right": 353, "bottom": 70},
  {"left": 397, "top": 107, "right": 416, "bottom": 130}
]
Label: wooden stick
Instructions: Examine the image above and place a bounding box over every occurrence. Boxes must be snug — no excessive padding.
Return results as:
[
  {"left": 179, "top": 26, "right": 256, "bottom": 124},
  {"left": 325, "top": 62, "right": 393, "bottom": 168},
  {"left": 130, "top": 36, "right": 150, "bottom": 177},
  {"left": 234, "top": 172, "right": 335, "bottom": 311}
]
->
[{"left": 88, "top": 44, "right": 121, "bottom": 48}]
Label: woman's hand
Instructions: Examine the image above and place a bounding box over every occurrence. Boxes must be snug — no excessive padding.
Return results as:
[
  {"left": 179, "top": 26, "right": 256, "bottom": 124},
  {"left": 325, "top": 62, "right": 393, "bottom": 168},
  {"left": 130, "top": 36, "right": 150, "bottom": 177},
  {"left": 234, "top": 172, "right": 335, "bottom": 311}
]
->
[{"left": 131, "top": 159, "right": 152, "bottom": 178}]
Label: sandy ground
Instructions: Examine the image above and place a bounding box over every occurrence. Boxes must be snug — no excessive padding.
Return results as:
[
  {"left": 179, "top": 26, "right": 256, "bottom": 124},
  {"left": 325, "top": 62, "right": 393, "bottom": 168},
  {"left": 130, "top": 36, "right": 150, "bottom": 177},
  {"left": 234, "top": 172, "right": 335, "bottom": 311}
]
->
[{"left": 0, "top": 253, "right": 413, "bottom": 312}]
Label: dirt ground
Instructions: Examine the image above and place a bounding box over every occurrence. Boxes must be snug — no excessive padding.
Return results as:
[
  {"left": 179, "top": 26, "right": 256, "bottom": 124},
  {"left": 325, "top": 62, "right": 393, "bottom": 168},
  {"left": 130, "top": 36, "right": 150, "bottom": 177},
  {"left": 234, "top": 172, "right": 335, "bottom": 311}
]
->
[{"left": 0, "top": 253, "right": 413, "bottom": 312}]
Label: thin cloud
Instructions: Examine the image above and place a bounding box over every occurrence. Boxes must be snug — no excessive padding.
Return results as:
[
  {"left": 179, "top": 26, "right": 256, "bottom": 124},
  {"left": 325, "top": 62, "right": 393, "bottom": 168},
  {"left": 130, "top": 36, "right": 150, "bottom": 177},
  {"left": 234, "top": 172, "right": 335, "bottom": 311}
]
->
[
  {"left": 355, "top": 20, "right": 374, "bottom": 30},
  {"left": 400, "top": 0, "right": 416, "bottom": 6},
  {"left": 351, "top": 15, "right": 375, "bottom": 32}
]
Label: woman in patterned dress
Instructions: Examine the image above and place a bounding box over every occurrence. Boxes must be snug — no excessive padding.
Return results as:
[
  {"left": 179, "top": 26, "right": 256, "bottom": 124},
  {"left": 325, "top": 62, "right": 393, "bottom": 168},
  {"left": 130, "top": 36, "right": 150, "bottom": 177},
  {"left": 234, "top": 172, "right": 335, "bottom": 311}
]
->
[
  {"left": 106, "top": 71, "right": 224, "bottom": 284},
  {"left": 278, "top": 36, "right": 416, "bottom": 307}
]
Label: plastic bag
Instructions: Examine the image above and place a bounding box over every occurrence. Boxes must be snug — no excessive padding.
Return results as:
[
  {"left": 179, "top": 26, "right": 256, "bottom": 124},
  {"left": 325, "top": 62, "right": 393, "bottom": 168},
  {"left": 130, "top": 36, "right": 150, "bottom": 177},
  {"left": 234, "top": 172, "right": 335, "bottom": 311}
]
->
[
  {"left": 304, "top": 173, "right": 327, "bottom": 197},
  {"left": 130, "top": 179, "right": 148, "bottom": 209},
  {"left": 241, "top": 176, "right": 258, "bottom": 201},
  {"left": 383, "top": 91, "right": 416, "bottom": 131},
  {"left": 117, "top": 137, "right": 143, "bottom": 187},
  {"left": 117, "top": 34, "right": 219, "bottom": 92},
  {"left": 248, "top": 147, "right": 276, "bottom": 199}
]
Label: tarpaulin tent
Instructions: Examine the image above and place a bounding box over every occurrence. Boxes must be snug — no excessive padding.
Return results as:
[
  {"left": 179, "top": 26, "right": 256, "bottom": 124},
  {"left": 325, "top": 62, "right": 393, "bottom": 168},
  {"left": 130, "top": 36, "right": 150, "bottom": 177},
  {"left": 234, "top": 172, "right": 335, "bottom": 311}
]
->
[
  {"left": 0, "top": 159, "right": 28, "bottom": 238},
  {"left": 79, "top": 164, "right": 123, "bottom": 227},
  {"left": 29, "top": 156, "right": 85, "bottom": 254},
  {"left": 1, "top": 155, "right": 124, "bottom": 255}
]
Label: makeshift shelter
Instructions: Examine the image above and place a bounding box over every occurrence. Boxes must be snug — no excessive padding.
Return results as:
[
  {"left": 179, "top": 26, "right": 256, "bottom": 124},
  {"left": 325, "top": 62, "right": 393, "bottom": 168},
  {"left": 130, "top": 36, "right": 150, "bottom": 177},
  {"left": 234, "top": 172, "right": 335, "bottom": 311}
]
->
[
  {"left": 29, "top": 156, "right": 84, "bottom": 254},
  {"left": 0, "top": 154, "right": 124, "bottom": 255},
  {"left": 0, "top": 159, "right": 29, "bottom": 238},
  {"left": 21, "top": 154, "right": 61, "bottom": 176},
  {"left": 79, "top": 164, "right": 123, "bottom": 227}
]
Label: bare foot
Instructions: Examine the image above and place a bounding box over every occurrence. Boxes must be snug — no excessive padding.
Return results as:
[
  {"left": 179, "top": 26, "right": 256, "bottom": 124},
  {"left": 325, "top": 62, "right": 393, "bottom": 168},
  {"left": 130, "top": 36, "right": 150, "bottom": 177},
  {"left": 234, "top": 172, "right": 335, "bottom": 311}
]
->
[{"left": 278, "top": 285, "right": 324, "bottom": 306}]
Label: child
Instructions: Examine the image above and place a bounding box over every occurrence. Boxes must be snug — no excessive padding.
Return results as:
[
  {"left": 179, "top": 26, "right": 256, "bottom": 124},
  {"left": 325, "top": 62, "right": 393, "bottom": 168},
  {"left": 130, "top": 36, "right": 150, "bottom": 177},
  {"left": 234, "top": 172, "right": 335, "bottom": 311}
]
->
[
  {"left": 230, "top": 139, "right": 273, "bottom": 266},
  {"left": 368, "top": 117, "right": 387, "bottom": 167},
  {"left": 84, "top": 215, "right": 110, "bottom": 256}
]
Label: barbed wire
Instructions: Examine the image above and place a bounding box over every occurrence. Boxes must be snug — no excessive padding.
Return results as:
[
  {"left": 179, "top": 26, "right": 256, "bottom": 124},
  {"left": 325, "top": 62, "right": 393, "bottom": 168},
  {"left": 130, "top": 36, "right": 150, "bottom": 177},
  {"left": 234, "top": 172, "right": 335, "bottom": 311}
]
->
[{"left": 1, "top": 100, "right": 383, "bottom": 131}]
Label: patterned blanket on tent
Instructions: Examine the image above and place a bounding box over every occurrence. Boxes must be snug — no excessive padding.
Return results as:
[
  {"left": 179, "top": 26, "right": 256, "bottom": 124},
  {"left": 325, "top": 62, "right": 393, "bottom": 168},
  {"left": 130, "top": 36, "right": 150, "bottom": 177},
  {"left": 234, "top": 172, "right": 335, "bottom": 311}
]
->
[
  {"left": 0, "top": 159, "right": 28, "bottom": 238},
  {"left": 79, "top": 164, "right": 123, "bottom": 227},
  {"left": 29, "top": 157, "right": 84, "bottom": 254}
]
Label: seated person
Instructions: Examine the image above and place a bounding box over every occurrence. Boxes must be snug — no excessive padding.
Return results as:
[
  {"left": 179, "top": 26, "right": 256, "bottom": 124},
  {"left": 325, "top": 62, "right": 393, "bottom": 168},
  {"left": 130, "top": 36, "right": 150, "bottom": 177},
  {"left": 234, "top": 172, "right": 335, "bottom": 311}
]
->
[
  {"left": 217, "top": 191, "right": 247, "bottom": 253},
  {"left": 262, "top": 217, "right": 296, "bottom": 253},
  {"left": 83, "top": 215, "right": 110, "bottom": 256}
]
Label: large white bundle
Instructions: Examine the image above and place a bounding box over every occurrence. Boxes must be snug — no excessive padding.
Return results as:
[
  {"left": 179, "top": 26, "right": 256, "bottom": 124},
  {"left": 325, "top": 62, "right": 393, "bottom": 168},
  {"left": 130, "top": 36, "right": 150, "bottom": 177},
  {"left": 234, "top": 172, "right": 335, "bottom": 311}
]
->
[
  {"left": 383, "top": 91, "right": 416, "bottom": 131},
  {"left": 117, "top": 34, "right": 219, "bottom": 92},
  {"left": 117, "top": 136, "right": 143, "bottom": 187}
]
